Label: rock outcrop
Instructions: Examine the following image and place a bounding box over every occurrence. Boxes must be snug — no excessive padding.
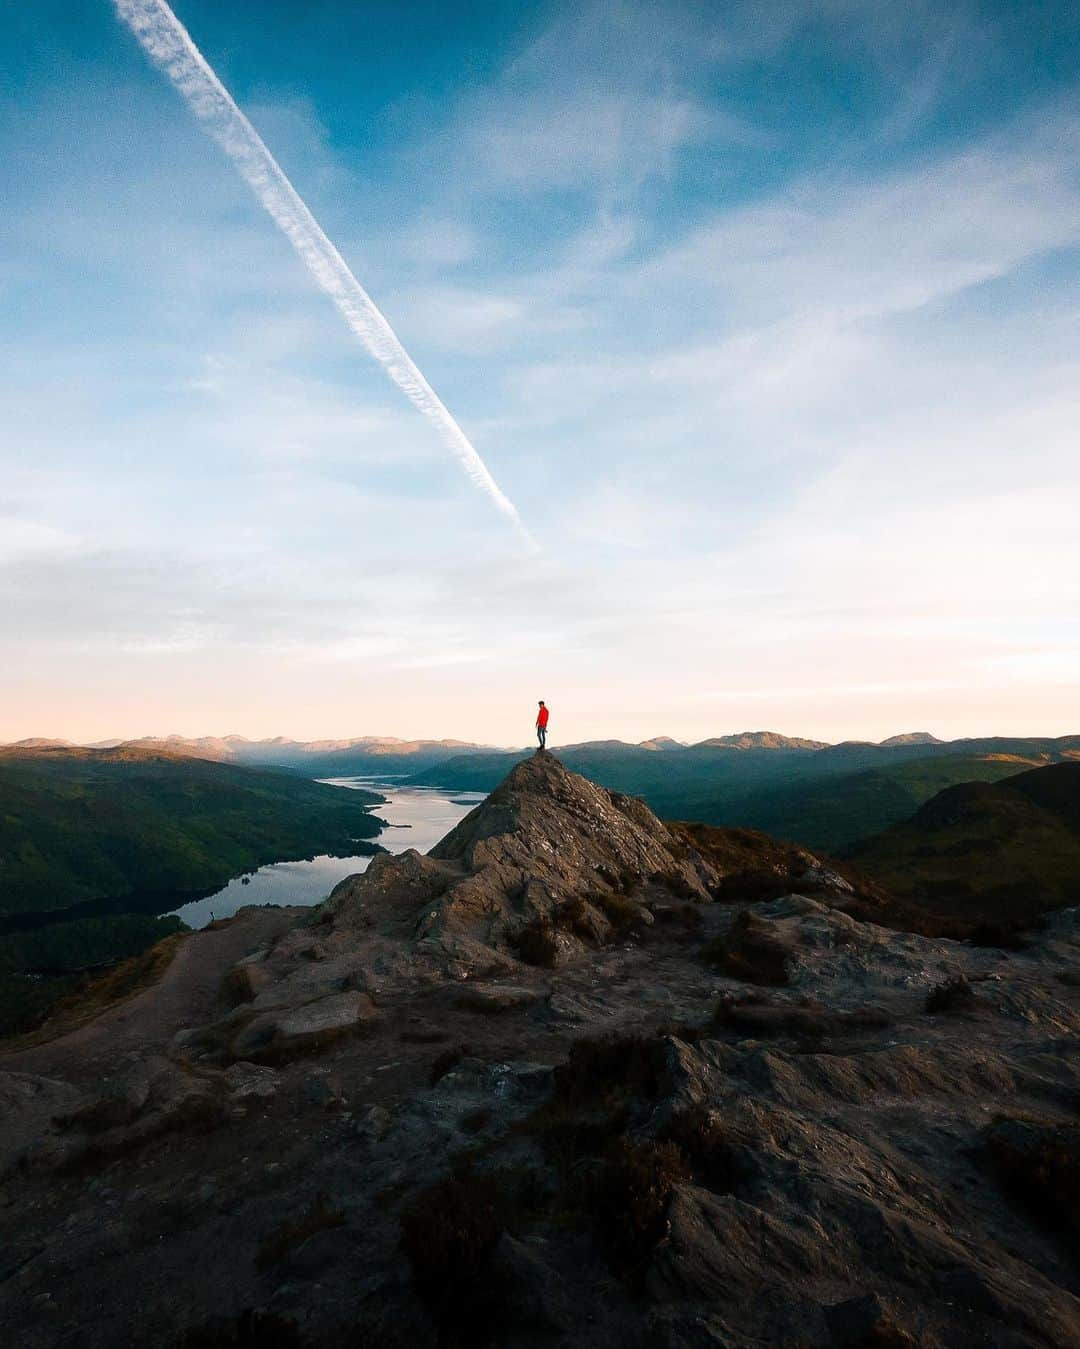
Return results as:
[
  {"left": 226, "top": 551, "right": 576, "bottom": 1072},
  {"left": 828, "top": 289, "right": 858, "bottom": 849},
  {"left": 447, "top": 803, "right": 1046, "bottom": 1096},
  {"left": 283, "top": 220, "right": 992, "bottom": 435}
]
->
[
  {"left": 1, "top": 752, "right": 1077, "bottom": 1349},
  {"left": 328, "top": 751, "right": 719, "bottom": 959}
]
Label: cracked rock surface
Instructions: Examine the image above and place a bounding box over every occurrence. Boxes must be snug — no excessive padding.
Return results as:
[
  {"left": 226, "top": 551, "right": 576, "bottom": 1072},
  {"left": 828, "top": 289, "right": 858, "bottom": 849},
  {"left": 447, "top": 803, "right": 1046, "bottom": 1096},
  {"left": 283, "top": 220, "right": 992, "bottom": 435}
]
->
[{"left": 0, "top": 753, "right": 1077, "bottom": 1348}]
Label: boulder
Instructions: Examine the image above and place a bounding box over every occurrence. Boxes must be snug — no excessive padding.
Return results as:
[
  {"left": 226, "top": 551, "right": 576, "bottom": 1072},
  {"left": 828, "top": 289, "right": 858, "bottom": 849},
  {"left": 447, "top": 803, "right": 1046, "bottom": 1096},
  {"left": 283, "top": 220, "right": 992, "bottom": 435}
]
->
[
  {"left": 228, "top": 990, "right": 380, "bottom": 1064},
  {"left": 52, "top": 1058, "right": 225, "bottom": 1165},
  {"left": 0, "top": 1071, "right": 83, "bottom": 1176}
]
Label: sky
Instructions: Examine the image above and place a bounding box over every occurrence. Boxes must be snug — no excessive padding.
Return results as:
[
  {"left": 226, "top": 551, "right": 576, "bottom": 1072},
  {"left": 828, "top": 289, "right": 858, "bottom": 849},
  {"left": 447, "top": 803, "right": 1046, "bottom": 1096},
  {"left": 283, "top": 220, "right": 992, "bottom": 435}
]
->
[{"left": 2, "top": 0, "right": 1079, "bottom": 747}]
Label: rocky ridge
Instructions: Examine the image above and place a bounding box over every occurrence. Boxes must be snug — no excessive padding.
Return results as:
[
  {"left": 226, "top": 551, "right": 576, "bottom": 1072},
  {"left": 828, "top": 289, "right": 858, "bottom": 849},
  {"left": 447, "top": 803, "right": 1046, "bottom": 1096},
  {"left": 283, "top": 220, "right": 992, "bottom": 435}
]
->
[{"left": 0, "top": 752, "right": 1077, "bottom": 1348}]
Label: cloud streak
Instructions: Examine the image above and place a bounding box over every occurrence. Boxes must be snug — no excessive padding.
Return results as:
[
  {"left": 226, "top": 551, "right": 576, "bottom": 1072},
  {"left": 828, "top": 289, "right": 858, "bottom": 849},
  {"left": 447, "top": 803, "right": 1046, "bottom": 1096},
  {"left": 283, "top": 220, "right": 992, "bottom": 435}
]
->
[{"left": 112, "top": 0, "right": 533, "bottom": 547}]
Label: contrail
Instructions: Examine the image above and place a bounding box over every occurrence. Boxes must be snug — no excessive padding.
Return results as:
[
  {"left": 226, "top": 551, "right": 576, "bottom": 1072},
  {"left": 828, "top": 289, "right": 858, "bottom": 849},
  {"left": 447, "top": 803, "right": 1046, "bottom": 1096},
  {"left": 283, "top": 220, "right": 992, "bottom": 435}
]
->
[{"left": 113, "top": 0, "right": 534, "bottom": 547}]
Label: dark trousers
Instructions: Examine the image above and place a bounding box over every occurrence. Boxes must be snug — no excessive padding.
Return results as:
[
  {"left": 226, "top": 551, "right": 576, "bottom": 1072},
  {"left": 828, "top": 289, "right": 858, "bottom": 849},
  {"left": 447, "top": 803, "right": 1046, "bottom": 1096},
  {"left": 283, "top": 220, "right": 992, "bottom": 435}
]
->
[{"left": 537, "top": 725, "right": 547, "bottom": 749}]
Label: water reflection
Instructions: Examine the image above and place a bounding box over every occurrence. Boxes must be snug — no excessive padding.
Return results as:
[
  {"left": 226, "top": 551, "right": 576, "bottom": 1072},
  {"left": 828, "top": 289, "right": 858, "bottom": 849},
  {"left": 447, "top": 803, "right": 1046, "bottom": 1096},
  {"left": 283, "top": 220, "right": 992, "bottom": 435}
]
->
[{"left": 167, "top": 780, "right": 483, "bottom": 929}]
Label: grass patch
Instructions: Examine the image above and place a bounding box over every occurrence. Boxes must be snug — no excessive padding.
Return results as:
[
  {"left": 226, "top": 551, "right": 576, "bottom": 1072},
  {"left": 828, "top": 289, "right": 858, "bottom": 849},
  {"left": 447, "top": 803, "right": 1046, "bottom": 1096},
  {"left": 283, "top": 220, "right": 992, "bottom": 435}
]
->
[
  {"left": 220, "top": 963, "right": 258, "bottom": 1007},
  {"left": 399, "top": 1166, "right": 516, "bottom": 1346},
  {"left": 593, "top": 891, "right": 647, "bottom": 933},
  {"left": 519, "top": 1034, "right": 700, "bottom": 1285},
  {"left": 0, "top": 932, "right": 185, "bottom": 1049},
  {"left": 0, "top": 913, "right": 186, "bottom": 1039},
  {"left": 659, "top": 1104, "right": 755, "bottom": 1196},
  {"left": 592, "top": 1137, "right": 689, "bottom": 1274},
  {"left": 553, "top": 1034, "right": 670, "bottom": 1108},
  {"left": 520, "top": 1037, "right": 668, "bottom": 1186}
]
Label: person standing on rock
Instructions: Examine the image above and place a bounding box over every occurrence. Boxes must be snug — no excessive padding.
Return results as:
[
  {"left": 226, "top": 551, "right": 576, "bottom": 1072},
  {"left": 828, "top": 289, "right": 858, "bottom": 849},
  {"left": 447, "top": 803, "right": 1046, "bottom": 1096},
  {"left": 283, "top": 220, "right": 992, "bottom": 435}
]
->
[{"left": 536, "top": 700, "right": 550, "bottom": 750}]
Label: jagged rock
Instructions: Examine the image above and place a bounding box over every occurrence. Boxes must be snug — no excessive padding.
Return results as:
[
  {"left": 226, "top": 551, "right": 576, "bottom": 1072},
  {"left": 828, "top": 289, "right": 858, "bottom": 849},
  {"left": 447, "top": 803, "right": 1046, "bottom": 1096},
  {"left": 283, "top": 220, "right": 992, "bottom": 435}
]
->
[
  {"left": 54, "top": 1064, "right": 153, "bottom": 1133},
  {"left": 300, "top": 753, "right": 721, "bottom": 977},
  {"left": 51, "top": 1058, "right": 225, "bottom": 1165},
  {"left": 325, "top": 848, "right": 458, "bottom": 930},
  {"left": 221, "top": 951, "right": 276, "bottom": 1005},
  {"left": 223, "top": 1062, "right": 279, "bottom": 1101},
  {"left": 228, "top": 991, "right": 380, "bottom": 1063},
  {"left": 302, "top": 1071, "right": 347, "bottom": 1109},
  {"left": 353, "top": 1104, "right": 392, "bottom": 1143},
  {"left": 176, "top": 989, "right": 380, "bottom": 1064},
  {"left": 826, "top": 1292, "right": 918, "bottom": 1347},
  {"left": 453, "top": 983, "right": 542, "bottom": 1014},
  {"left": 415, "top": 929, "right": 519, "bottom": 979},
  {"left": 0, "top": 1071, "right": 83, "bottom": 1177},
  {"left": 714, "top": 993, "right": 890, "bottom": 1039},
  {"left": 282, "top": 1225, "right": 353, "bottom": 1279},
  {"left": 490, "top": 1233, "right": 573, "bottom": 1332},
  {"left": 646, "top": 1184, "right": 843, "bottom": 1305}
]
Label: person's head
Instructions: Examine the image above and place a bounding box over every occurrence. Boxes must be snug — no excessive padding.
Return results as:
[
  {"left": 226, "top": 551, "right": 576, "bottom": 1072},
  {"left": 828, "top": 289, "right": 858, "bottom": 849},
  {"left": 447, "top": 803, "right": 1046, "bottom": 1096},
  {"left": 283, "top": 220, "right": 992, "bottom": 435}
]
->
[{"left": 538, "top": 700, "right": 545, "bottom": 707}]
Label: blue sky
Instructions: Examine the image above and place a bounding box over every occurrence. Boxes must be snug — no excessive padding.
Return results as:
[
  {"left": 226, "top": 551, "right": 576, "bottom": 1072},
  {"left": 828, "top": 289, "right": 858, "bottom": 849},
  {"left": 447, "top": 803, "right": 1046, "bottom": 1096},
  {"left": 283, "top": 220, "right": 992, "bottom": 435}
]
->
[{"left": 2, "top": 0, "right": 1079, "bottom": 744}]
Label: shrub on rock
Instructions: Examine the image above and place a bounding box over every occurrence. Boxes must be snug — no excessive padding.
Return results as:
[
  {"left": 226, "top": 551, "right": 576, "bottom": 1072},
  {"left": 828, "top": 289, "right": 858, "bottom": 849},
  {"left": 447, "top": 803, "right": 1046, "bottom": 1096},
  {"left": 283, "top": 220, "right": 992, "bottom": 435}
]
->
[
  {"left": 511, "top": 919, "right": 561, "bottom": 968},
  {"left": 984, "top": 1118, "right": 1080, "bottom": 1238},
  {"left": 924, "top": 975, "right": 976, "bottom": 1014},
  {"left": 703, "top": 909, "right": 792, "bottom": 986},
  {"left": 592, "top": 1137, "right": 689, "bottom": 1273},
  {"left": 399, "top": 1167, "right": 513, "bottom": 1344}
]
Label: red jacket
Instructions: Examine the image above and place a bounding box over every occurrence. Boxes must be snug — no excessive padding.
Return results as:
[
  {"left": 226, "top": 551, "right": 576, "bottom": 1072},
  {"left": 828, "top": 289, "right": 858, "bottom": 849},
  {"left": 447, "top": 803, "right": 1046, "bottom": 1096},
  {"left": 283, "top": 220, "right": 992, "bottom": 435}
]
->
[{"left": 536, "top": 706, "right": 549, "bottom": 729}]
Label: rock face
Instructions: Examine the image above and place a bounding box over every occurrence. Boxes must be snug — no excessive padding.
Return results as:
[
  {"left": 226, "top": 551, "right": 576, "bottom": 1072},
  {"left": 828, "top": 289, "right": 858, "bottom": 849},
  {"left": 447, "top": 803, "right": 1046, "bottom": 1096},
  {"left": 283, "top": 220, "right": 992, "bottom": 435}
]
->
[
  {"left": 0, "top": 753, "right": 1078, "bottom": 1349},
  {"left": 321, "top": 751, "right": 724, "bottom": 974},
  {"left": 419, "top": 752, "right": 717, "bottom": 951}
]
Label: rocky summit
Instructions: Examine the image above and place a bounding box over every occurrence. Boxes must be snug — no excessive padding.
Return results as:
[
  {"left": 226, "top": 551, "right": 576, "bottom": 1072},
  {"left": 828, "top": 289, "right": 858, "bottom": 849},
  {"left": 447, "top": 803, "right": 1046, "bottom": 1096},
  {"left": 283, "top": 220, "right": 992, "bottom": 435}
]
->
[{"left": 1, "top": 753, "right": 1078, "bottom": 1348}]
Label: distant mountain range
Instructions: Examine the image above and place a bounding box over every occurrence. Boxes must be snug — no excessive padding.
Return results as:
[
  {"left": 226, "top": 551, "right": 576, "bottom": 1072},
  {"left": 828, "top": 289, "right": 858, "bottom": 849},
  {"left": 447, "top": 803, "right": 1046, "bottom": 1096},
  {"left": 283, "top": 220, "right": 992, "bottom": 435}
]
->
[
  {"left": 0, "top": 727, "right": 990, "bottom": 766},
  {"left": 92, "top": 735, "right": 497, "bottom": 772},
  {"left": 4, "top": 729, "right": 1078, "bottom": 853}
]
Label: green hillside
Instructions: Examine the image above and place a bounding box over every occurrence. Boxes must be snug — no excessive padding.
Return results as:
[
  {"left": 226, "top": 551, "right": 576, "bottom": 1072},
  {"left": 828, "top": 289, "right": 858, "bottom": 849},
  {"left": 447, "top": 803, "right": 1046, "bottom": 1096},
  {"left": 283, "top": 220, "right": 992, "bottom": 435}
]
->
[
  {"left": 0, "top": 747, "right": 386, "bottom": 916},
  {"left": 730, "top": 754, "right": 1040, "bottom": 851},
  {"left": 412, "top": 744, "right": 1051, "bottom": 850},
  {"left": 848, "top": 762, "right": 1080, "bottom": 927},
  {"left": 0, "top": 913, "right": 185, "bottom": 1037}
]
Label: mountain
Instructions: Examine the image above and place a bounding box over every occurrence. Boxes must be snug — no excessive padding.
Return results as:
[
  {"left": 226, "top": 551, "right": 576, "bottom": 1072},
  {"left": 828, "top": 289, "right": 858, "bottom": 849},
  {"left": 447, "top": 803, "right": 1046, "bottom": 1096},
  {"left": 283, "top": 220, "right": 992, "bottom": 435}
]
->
[
  {"left": 849, "top": 760, "right": 1080, "bottom": 930},
  {"left": 86, "top": 734, "right": 499, "bottom": 776},
  {"left": 0, "top": 745, "right": 386, "bottom": 916},
  {"left": 879, "top": 731, "right": 943, "bottom": 746},
  {"left": 2, "top": 753, "right": 1076, "bottom": 1348},
  {"left": 693, "top": 730, "right": 831, "bottom": 750},
  {"left": 112, "top": 735, "right": 247, "bottom": 761}
]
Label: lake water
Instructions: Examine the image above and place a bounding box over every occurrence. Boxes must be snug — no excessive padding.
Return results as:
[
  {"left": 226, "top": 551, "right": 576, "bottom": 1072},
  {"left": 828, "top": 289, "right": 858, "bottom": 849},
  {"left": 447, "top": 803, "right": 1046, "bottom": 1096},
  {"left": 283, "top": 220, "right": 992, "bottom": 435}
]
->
[{"left": 166, "top": 779, "right": 485, "bottom": 929}]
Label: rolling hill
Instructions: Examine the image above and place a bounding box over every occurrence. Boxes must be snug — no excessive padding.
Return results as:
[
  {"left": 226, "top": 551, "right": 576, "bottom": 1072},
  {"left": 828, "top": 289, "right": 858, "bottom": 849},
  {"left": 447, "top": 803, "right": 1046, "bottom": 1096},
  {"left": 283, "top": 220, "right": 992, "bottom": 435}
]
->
[
  {"left": 848, "top": 760, "right": 1080, "bottom": 929},
  {"left": 0, "top": 746, "right": 386, "bottom": 916},
  {"left": 705, "top": 753, "right": 1044, "bottom": 851},
  {"left": 408, "top": 737, "right": 1079, "bottom": 848}
]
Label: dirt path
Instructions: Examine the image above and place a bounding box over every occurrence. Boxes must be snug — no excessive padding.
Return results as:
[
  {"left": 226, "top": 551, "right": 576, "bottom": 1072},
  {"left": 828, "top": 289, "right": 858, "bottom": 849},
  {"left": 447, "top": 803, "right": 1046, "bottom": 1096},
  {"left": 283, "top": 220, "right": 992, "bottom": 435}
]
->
[{"left": 0, "top": 906, "right": 301, "bottom": 1088}]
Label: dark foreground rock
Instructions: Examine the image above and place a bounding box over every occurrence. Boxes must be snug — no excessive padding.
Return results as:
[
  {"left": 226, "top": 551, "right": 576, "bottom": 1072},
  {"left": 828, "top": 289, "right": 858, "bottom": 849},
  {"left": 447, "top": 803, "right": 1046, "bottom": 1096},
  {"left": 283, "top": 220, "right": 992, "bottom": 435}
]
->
[{"left": 0, "top": 753, "right": 1077, "bottom": 1348}]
